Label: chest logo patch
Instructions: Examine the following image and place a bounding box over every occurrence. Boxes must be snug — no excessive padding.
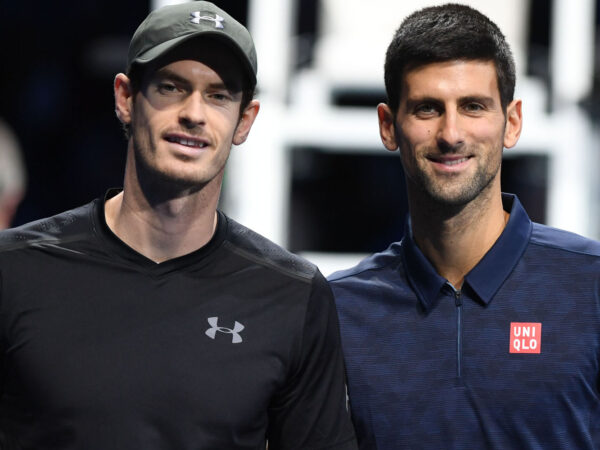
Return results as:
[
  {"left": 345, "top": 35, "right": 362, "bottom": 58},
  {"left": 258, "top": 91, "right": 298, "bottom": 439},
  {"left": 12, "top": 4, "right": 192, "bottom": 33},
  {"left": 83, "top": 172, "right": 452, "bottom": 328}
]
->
[
  {"left": 205, "top": 317, "right": 244, "bottom": 343},
  {"left": 510, "top": 322, "right": 541, "bottom": 354}
]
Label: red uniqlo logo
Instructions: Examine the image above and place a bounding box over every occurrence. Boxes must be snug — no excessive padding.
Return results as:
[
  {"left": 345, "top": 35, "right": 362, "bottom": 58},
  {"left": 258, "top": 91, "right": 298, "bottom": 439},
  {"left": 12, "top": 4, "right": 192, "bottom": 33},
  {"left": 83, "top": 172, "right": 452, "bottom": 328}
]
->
[{"left": 510, "top": 322, "right": 542, "bottom": 354}]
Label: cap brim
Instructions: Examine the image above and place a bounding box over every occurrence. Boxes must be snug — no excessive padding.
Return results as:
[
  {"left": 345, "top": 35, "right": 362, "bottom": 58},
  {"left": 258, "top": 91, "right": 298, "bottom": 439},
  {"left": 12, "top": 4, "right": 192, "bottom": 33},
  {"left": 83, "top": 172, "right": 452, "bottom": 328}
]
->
[{"left": 129, "top": 31, "right": 256, "bottom": 86}]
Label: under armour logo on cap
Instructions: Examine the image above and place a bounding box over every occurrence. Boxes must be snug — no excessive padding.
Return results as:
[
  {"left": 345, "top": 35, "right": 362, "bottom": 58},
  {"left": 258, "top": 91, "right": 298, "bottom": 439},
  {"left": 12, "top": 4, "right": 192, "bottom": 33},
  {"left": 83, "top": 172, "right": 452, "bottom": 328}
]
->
[
  {"left": 190, "top": 11, "right": 224, "bottom": 29},
  {"left": 205, "top": 317, "right": 244, "bottom": 343}
]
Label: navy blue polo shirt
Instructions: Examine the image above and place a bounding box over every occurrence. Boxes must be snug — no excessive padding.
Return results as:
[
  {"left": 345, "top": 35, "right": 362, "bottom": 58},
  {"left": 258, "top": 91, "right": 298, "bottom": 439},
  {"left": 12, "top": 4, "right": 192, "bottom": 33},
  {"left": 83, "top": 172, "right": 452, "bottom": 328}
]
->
[{"left": 329, "top": 194, "right": 600, "bottom": 449}]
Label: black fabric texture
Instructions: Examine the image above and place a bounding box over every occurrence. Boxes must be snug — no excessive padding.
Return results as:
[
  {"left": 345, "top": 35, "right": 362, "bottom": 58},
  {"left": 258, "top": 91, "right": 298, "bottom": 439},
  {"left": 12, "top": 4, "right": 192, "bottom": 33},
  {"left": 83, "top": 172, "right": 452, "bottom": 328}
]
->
[{"left": 0, "top": 195, "right": 357, "bottom": 450}]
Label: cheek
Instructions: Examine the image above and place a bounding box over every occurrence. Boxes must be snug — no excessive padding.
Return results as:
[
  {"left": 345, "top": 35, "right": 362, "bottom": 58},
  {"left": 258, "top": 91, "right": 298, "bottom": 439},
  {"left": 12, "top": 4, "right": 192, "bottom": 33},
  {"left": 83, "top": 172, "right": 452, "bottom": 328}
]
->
[
  {"left": 472, "top": 118, "right": 506, "bottom": 143},
  {"left": 131, "top": 103, "right": 155, "bottom": 134},
  {"left": 213, "top": 111, "right": 240, "bottom": 143},
  {"left": 401, "top": 121, "right": 434, "bottom": 147},
  {"left": 397, "top": 138, "right": 420, "bottom": 168}
]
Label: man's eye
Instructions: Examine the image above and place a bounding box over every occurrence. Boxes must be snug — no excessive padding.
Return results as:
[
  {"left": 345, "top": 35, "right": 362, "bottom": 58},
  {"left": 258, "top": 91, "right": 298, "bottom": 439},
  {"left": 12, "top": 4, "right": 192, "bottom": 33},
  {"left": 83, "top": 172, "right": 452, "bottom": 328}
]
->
[
  {"left": 464, "top": 103, "right": 484, "bottom": 112},
  {"left": 210, "top": 92, "right": 231, "bottom": 102},
  {"left": 414, "top": 104, "right": 437, "bottom": 115},
  {"left": 158, "top": 83, "right": 178, "bottom": 94}
]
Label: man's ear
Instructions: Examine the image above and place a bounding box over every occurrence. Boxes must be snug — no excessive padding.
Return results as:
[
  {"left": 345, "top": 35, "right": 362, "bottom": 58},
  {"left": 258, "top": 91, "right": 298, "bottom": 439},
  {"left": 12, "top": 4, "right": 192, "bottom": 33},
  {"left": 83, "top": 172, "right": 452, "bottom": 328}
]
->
[
  {"left": 377, "top": 103, "right": 399, "bottom": 152},
  {"left": 503, "top": 99, "right": 523, "bottom": 149},
  {"left": 114, "top": 73, "right": 134, "bottom": 125},
  {"left": 233, "top": 100, "right": 260, "bottom": 146}
]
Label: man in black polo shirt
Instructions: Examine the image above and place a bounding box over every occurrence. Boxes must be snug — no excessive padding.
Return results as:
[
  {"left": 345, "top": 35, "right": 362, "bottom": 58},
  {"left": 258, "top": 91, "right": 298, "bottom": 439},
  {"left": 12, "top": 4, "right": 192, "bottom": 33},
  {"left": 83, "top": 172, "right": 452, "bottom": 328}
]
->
[{"left": 0, "top": 2, "right": 357, "bottom": 449}]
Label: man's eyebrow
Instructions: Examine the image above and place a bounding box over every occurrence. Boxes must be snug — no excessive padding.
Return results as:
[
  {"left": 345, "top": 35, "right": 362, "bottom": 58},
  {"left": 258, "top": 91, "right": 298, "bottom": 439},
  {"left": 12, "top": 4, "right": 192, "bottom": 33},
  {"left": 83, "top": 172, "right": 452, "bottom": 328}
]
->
[
  {"left": 206, "top": 81, "right": 234, "bottom": 91},
  {"left": 152, "top": 68, "right": 190, "bottom": 86},
  {"left": 404, "top": 95, "right": 496, "bottom": 108},
  {"left": 152, "top": 68, "right": 240, "bottom": 93},
  {"left": 405, "top": 97, "right": 442, "bottom": 109},
  {"left": 459, "top": 95, "right": 496, "bottom": 106}
]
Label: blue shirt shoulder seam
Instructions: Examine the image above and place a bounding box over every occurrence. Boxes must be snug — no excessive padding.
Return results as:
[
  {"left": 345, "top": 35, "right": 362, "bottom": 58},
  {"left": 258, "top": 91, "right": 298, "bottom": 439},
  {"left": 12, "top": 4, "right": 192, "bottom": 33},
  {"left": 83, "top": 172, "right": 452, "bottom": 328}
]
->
[{"left": 328, "top": 263, "right": 391, "bottom": 283}]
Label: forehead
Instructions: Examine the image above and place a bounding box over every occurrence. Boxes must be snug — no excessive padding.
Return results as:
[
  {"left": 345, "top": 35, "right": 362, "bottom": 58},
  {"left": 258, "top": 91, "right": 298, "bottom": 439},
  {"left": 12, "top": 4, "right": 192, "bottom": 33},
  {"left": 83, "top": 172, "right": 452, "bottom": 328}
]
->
[
  {"left": 145, "top": 37, "right": 247, "bottom": 90},
  {"left": 402, "top": 60, "right": 500, "bottom": 100},
  {"left": 152, "top": 59, "right": 230, "bottom": 85}
]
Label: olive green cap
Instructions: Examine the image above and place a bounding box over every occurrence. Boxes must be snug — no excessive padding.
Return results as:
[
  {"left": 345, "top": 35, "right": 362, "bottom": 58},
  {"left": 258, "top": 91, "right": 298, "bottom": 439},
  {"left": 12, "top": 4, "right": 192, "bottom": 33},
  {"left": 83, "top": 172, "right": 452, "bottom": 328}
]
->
[{"left": 127, "top": 1, "right": 257, "bottom": 86}]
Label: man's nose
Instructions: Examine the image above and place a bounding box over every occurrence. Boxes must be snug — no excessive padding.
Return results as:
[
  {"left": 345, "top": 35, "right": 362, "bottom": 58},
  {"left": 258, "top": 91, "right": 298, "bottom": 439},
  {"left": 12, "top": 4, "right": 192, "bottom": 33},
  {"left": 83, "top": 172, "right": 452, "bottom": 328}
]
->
[
  {"left": 436, "top": 110, "right": 464, "bottom": 151},
  {"left": 179, "top": 91, "right": 207, "bottom": 128}
]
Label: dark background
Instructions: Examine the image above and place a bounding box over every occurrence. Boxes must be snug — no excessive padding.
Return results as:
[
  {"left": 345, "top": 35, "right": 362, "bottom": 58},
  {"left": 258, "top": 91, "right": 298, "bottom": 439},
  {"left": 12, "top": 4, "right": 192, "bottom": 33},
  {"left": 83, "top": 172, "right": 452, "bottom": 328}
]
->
[
  {"left": 0, "top": 0, "right": 248, "bottom": 226},
  {"left": 0, "top": 0, "right": 598, "bottom": 252}
]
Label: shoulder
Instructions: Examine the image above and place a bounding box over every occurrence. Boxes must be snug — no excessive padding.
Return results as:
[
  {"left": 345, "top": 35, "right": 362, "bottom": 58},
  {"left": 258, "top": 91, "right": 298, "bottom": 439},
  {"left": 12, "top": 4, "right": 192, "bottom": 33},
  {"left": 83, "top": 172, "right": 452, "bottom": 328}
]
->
[
  {"left": 328, "top": 241, "right": 403, "bottom": 285},
  {"left": 223, "top": 215, "right": 319, "bottom": 284},
  {"left": 529, "top": 222, "right": 600, "bottom": 258},
  {"left": 0, "top": 201, "right": 98, "bottom": 253}
]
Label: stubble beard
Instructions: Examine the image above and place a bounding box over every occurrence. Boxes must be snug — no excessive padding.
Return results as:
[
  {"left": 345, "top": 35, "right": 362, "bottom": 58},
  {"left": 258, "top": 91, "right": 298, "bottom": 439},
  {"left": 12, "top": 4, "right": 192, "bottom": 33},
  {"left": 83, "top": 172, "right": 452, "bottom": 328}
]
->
[
  {"left": 416, "top": 160, "right": 499, "bottom": 207},
  {"left": 406, "top": 144, "right": 503, "bottom": 215},
  {"left": 130, "top": 124, "right": 209, "bottom": 201}
]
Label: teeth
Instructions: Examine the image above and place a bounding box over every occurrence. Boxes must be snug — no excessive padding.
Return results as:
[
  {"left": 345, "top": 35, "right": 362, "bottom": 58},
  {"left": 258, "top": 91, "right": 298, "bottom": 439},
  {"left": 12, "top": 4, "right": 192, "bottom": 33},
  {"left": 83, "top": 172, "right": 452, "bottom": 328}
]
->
[
  {"left": 168, "top": 137, "right": 206, "bottom": 148},
  {"left": 442, "top": 157, "right": 468, "bottom": 166}
]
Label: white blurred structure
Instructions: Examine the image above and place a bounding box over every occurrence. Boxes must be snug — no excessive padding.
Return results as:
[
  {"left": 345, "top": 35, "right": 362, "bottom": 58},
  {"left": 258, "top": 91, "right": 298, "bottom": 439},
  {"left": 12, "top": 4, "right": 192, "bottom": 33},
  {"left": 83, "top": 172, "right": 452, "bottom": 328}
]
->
[
  {"left": 314, "top": 0, "right": 530, "bottom": 87},
  {"left": 150, "top": 0, "right": 599, "bottom": 274},
  {"left": 224, "top": 0, "right": 599, "bottom": 274},
  {"left": 0, "top": 120, "right": 27, "bottom": 229},
  {"left": 152, "top": 0, "right": 189, "bottom": 8}
]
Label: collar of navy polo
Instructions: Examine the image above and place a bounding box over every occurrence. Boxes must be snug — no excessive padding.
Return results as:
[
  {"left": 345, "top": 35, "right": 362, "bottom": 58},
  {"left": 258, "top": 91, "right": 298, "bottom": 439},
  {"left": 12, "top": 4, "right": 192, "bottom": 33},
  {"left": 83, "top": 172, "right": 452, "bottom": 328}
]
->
[{"left": 401, "top": 193, "right": 532, "bottom": 310}]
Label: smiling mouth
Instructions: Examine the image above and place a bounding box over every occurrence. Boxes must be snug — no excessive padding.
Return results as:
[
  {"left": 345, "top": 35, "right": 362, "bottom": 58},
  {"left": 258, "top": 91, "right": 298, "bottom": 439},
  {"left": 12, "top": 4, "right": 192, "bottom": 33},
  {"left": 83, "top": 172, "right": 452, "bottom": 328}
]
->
[
  {"left": 427, "top": 154, "right": 472, "bottom": 166},
  {"left": 165, "top": 136, "right": 208, "bottom": 149},
  {"left": 438, "top": 157, "right": 469, "bottom": 166}
]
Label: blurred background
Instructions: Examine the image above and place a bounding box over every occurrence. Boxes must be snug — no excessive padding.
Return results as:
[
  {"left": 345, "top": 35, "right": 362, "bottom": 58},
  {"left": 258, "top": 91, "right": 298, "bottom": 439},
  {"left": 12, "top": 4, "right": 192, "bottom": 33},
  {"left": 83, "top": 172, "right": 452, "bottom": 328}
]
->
[{"left": 1, "top": 0, "right": 599, "bottom": 273}]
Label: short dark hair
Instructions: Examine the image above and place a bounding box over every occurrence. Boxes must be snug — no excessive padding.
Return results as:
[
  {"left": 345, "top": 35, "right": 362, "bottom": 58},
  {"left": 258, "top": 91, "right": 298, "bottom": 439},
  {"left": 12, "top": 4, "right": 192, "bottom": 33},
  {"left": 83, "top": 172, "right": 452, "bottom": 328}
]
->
[{"left": 384, "top": 3, "right": 516, "bottom": 114}]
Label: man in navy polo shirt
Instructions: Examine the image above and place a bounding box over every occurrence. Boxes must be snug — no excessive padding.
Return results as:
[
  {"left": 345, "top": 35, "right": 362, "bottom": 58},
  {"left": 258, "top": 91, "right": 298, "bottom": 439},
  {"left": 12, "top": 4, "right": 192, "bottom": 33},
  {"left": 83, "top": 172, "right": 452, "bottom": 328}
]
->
[{"left": 329, "top": 4, "right": 600, "bottom": 449}]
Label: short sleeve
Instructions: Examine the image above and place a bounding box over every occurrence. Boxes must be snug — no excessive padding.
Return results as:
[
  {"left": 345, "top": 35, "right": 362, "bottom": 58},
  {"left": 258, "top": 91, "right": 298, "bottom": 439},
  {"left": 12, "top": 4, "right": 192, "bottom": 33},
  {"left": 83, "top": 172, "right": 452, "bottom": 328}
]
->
[{"left": 267, "top": 271, "right": 357, "bottom": 450}]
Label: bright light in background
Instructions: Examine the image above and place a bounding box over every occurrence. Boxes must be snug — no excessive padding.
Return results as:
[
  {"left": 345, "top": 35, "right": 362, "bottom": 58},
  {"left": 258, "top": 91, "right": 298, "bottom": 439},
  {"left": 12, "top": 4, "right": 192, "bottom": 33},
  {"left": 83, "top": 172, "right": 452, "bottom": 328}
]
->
[
  {"left": 228, "top": 0, "right": 599, "bottom": 274},
  {"left": 152, "top": 0, "right": 190, "bottom": 9},
  {"left": 142, "top": 0, "right": 599, "bottom": 275},
  {"left": 552, "top": 0, "right": 596, "bottom": 104}
]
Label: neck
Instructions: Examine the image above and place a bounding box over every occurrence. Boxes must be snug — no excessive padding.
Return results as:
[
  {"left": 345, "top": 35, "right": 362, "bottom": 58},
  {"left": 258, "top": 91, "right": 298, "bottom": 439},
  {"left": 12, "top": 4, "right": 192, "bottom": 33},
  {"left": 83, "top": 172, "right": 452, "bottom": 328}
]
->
[
  {"left": 409, "top": 187, "right": 508, "bottom": 289},
  {"left": 105, "top": 154, "right": 222, "bottom": 264}
]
